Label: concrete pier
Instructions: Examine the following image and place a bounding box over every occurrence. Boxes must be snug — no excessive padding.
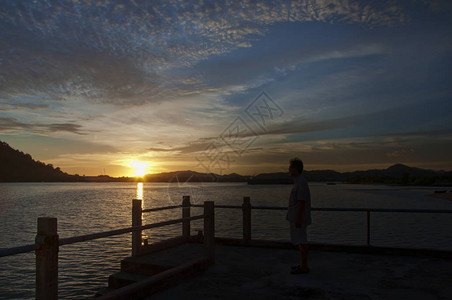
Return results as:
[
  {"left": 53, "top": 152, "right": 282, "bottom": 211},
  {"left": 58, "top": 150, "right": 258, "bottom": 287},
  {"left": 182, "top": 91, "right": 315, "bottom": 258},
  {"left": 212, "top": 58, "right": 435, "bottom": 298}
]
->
[{"left": 148, "top": 244, "right": 452, "bottom": 299}]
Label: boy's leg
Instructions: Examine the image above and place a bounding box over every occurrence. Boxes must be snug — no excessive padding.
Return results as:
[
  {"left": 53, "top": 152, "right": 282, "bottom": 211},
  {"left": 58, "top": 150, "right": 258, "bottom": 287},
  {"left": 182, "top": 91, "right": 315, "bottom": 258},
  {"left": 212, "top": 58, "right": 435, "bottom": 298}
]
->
[{"left": 299, "top": 243, "right": 309, "bottom": 271}]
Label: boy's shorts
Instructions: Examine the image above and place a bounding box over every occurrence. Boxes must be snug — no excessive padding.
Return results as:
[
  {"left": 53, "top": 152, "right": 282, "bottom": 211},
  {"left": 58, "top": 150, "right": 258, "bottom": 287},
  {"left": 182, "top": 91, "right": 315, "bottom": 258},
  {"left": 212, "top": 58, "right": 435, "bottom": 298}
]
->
[{"left": 290, "top": 222, "right": 308, "bottom": 245}]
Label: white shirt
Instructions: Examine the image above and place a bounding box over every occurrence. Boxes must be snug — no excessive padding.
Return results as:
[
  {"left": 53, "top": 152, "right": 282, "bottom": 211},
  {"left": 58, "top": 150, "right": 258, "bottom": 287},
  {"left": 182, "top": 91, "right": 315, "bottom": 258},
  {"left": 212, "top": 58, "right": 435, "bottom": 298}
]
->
[{"left": 288, "top": 175, "right": 312, "bottom": 225}]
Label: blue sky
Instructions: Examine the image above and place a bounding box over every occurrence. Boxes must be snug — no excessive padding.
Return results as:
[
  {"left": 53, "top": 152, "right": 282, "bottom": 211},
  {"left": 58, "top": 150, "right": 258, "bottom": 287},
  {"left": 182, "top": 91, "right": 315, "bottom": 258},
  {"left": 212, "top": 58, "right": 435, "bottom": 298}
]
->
[{"left": 0, "top": 0, "right": 451, "bottom": 176}]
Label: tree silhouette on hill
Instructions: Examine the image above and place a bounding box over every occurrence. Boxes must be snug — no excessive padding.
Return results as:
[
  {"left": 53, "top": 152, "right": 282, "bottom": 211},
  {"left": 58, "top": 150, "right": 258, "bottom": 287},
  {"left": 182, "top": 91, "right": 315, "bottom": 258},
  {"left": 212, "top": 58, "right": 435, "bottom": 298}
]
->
[{"left": 0, "top": 141, "right": 77, "bottom": 182}]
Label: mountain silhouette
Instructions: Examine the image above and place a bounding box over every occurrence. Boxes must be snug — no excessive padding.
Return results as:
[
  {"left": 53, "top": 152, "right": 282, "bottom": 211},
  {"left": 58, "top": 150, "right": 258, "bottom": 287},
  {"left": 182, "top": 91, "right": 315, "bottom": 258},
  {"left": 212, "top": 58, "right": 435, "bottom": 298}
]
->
[
  {"left": 145, "top": 170, "right": 250, "bottom": 182},
  {"left": 1, "top": 141, "right": 451, "bottom": 185},
  {"left": 0, "top": 141, "right": 76, "bottom": 182}
]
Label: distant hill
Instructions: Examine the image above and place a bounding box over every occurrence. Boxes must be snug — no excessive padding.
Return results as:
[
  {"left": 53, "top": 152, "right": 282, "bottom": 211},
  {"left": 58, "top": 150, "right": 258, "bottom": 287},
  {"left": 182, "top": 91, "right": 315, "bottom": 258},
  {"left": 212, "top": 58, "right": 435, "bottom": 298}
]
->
[
  {"left": 1, "top": 141, "right": 451, "bottom": 185},
  {"left": 0, "top": 141, "right": 77, "bottom": 182},
  {"left": 144, "top": 170, "right": 250, "bottom": 183},
  {"left": 0, "top": 141, "right": 135, "bottom": 182},
  {"left": 342, "top": 164, "right": 452, "bottom": 186},
  {"left": 149, "top": 164, "right": 452, "bottom": 186},
  {"left": 245, "top": 164, "right": 452, "bottom": 186}
]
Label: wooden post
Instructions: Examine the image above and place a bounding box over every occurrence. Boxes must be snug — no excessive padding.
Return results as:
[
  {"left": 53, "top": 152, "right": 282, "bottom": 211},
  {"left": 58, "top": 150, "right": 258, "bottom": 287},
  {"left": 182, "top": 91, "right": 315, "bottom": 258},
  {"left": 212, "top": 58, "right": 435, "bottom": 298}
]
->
[
  {"left": 132, "top": 199, "right": 142, "bottom": 256},
  {"left": 35, "top": 217, "right": 58, "bottom": 300},
  {"left": 182, "top": 196, "right": 191, "bottom": 239},
  {"left": 203, "top": 201, "right": 215, "bottom": 264},
  {"left": 242, "top": 196, "right": 251, "bottom": 243},
  {"left": 366, "top": 209, "right": 371, "bottom": 247}
]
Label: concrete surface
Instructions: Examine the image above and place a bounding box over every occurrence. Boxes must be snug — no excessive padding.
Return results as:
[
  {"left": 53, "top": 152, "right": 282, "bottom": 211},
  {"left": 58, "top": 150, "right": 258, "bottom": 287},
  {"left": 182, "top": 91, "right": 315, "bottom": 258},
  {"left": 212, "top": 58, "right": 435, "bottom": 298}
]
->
[{"left": 148, "top": 245, "right": 452, "bottom": 299}]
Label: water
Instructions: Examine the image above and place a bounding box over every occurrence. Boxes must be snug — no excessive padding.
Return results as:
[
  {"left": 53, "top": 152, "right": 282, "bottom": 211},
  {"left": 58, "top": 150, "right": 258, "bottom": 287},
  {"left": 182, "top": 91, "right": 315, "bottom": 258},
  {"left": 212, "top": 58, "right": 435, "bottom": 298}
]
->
[{"left": 0, "top": 182, "right": 451, "bottom": 299}]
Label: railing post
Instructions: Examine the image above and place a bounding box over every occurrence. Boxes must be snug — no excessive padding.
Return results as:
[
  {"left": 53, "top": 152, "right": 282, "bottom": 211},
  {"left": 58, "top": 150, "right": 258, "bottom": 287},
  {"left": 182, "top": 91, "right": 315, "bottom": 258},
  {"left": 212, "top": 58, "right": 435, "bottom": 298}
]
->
[
  {"left": 132, "top": 199, "right": 142, "bottom": 256},
  {"left": 35, "top": 217, "right": 58, "bottom": 300},
  {"left": 242, "top": 196, "right": 251, "bottom": 243},
  {"left": 366, "top": 209, "right": 371, "bottom": 247},
  {"left": 182, "top": 196, "right": 191, "bottom": 239},
  {"left": 203, "top": 201, "right": 215, "bottom": 264}
]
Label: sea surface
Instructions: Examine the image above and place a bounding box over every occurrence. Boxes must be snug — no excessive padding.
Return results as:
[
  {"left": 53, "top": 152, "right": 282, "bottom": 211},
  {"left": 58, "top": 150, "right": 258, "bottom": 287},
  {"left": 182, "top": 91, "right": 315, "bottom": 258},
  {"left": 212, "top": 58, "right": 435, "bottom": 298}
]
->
[{"left": 0, "top": 182, "right": 451, "bottom": 299}]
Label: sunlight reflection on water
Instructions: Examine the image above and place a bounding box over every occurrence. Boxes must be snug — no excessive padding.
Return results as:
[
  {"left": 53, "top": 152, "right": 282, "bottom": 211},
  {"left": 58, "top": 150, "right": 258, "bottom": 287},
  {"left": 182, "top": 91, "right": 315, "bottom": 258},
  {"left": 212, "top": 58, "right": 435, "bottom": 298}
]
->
[{"left": 136, "top": 182, "right": 143, "bottom": 200}]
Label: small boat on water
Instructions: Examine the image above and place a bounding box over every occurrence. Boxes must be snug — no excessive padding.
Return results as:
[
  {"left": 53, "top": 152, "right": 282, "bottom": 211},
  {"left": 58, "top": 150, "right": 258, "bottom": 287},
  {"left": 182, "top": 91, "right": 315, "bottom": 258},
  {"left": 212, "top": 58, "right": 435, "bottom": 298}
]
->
[{"left": 434, "top": 190, "right": 448, "bottom": 194}]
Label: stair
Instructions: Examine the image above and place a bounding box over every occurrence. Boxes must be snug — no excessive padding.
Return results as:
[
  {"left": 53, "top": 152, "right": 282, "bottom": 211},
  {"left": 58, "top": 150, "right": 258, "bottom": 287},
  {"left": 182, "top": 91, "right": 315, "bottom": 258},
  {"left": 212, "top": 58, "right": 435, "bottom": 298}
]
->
[
  {"left": 96, "top": 242, "right": 211, "bottom": 299},
  {"left": 108, "top": 271, "right": 150, "bottom": 289},
  {"left": 95, "top": 287, "right": 115, "bottom": 298},
  {"left": 120, "top": 256, "right": 172, "bottom": 276}
]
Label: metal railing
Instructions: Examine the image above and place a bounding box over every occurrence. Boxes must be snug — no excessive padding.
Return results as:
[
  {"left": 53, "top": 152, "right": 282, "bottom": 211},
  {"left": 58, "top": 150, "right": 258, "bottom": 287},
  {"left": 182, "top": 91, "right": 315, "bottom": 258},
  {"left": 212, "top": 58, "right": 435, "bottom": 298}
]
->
[
  {"left": 0, "top": 198, "right": 215, "bottom": 300},
  {"left": 191, "top": 198, "right": 452, "bottom": 246}
]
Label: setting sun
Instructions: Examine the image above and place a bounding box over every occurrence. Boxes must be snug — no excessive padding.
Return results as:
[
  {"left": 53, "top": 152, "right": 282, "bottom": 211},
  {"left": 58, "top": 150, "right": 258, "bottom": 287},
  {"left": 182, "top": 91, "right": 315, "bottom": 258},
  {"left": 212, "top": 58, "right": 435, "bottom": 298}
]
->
[{"left": 130, "top": 161, "right": 148, "bottom": 177}]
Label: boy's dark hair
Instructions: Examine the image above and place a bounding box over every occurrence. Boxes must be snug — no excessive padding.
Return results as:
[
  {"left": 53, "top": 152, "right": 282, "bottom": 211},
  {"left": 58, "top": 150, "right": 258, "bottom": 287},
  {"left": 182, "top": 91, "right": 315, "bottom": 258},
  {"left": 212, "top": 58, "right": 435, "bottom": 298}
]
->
[{"left": 290, "top": 158, "right": 304, "bottom": 173}]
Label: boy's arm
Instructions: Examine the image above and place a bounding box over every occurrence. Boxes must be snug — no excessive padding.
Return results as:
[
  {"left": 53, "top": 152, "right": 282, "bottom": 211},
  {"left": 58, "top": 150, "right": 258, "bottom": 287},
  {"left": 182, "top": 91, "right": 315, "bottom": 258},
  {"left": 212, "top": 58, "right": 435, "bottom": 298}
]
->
[
  {"left": 295, "top": 200, "right": 305, "bottom": 228},
  {"left": 295, "top": 182, "right": 308, "bottom": 228}
]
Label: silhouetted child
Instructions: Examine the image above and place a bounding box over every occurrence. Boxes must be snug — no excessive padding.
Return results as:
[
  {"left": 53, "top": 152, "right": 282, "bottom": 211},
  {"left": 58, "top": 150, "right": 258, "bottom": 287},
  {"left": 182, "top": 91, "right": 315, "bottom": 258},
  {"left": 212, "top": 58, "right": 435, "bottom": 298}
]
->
[{"left": 287, "top": 158, "right": 311, "bottom": 274}]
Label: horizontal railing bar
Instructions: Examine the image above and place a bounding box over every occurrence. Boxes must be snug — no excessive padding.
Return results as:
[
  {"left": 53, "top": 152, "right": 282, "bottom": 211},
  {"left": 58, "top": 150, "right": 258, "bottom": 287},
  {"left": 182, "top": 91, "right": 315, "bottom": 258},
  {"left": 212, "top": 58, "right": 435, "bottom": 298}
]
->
[
  {"left": 192, "top": 204, "right": 452, "bottom": 214},
  {"left": 142, "top": 205, "right": 181, "bottom": 213},
  {"left": 0, "top": 243, "right": 40, "bottom": 258},
  {"left": 251, "top": 206, "right": 452, "bottom": 214},
  {"left": 363, "top": 208, "right": 452, "bottom": 214},
  {"left": 59, "top": 215, "right": 205, "bottom": 246},
  {"left": 191, "top": 204, "right": 242, "bottom": 209},
  {"left": 251, "top": 206, "right": 287, "bottom": 210},
  {"left": 216, "top": 205, "right": 242, "bottom": 209}
]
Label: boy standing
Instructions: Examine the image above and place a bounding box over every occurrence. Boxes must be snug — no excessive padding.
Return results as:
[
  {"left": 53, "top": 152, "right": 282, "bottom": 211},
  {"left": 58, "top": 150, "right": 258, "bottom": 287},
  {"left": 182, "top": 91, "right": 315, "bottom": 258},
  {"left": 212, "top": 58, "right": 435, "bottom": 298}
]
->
[{"left": 287, "top": 158, "right": 311, "bottom": 274}]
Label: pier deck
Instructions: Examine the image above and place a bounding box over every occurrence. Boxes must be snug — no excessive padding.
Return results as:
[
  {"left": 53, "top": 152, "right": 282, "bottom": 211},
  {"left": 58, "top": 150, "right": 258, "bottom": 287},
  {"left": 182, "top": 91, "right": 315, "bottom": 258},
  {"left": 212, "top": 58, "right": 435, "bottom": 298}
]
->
[{"left": 147, "top": 244, "right": 452, "bottom": 299}]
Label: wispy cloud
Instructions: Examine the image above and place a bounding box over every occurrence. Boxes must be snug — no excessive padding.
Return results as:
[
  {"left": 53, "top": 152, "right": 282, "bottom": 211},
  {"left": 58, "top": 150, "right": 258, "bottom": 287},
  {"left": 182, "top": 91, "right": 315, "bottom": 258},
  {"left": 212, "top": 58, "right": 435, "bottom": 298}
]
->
[
  {"left": 0, "top": 116, "right": 87, "bottom": 135},
  {"left": 45, "top": 123, "right": 87, "bottom": 135},
  {"left": 0, "top": 102, "right": 50, "bottom": 111},
  {"left": 0, "top": 117, "right": 28, "bottom": 131},
  {"left": 0, "top": 0, "right": 405, "bottom": 105}
]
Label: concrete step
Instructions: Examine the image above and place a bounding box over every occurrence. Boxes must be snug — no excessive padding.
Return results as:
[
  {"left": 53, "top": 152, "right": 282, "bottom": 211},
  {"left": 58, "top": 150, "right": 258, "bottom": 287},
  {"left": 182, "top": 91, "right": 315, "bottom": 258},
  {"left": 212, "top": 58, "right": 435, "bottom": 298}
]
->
[
  {"left": 94, "top": 287, "right": 115, "bottom": 298},
  {"left": 108, "top": 271, "right": 150, "bottom": 289},
  {"left": 121, "top": 256, "right": 172, "bottom": 276}
]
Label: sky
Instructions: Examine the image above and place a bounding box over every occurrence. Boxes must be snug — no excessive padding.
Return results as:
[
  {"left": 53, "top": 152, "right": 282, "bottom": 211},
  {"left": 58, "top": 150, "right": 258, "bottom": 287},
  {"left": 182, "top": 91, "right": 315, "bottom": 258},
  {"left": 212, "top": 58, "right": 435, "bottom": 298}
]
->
[{"left": 0, "top": 0, "right": 451, "bottom": 177}]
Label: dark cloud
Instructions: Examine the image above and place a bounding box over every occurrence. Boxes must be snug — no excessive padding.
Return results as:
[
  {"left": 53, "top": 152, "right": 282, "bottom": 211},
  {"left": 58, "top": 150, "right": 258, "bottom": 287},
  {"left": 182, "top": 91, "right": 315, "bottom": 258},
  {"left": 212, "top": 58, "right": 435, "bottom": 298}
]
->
[
  {"left": 0, "top": 116, "right": 86, "bottom": 135},
  {"left": 222, "top": 108, "right": 402, "bottom": 138},
  {"left": 46, "top": 123, "right": 86, "bottom": 135},
  {"left": 0, "top": 116, "right": 29, "bottom": 131},
  {"left": 372, "top": 129, "right": 452, "bottom": 138},
  {"left": 0, "top": 102, "right": 50, "bottom": 111},
  {"left": 148, "top": 138, "right": 216, "bottom": 154},
  {"left": 147, "top": 147, "right": 177, "bottom": 152}
]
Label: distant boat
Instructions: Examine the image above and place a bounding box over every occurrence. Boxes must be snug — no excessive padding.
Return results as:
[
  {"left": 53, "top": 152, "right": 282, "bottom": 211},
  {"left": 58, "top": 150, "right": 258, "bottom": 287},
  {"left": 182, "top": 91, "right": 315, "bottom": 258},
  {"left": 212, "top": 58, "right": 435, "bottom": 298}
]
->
[{"left": 434, "top": 190, "right": 448, "bottom": 194}]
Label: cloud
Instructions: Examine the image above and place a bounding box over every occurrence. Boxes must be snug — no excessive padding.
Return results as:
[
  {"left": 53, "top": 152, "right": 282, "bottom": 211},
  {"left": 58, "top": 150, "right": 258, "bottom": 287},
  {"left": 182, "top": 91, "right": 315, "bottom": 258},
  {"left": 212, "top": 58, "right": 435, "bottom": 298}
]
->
[
  {"left": 204, "top": 108, "right": 402, "bottom": 139},
  {"left": 0, "top": 117, "right": 29, "bottom": 131},
  {"left": 0, "top": 116, "right": 86, "bottom": 135},
  {"left": 46, "top": 123, "right": 86, "bottom": 135},
  {"left": 0, "top": 102, "right": 50, "bottom": 111},
  {"left": 148, "top": 136, "right": 217, "bottom": 154},
  {"left": 373, "top": 129, "right": 452, "bottom": 138},
  {"left": 145, "top": 104, "right": 450, "bottom": 159},
  {"left": 0, "top": 0, "right": 406, "bottom": 105}
]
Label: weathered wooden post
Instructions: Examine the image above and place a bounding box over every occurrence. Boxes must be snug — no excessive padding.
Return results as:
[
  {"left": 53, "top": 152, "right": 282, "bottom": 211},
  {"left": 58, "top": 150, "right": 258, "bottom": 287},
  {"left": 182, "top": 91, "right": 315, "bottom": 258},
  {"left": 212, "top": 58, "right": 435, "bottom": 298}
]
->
[
  {"left": 132, "top": 199, "right": 142, "bottom": 256},
  {"left": 35, "top": 217, "right": 58, "bottom": 300},
  {"left": 182, "top": 196, "right": 191, "bottom": 239},
  {"left": 203, "top": 201, "right": 215, "bottom": 264},
  {"left": 242, "top": 196, "right": 251, "bottom": 243},
  {"left": 366, "top": 209, "right": 371, "bottom": 247}
]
